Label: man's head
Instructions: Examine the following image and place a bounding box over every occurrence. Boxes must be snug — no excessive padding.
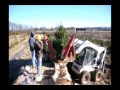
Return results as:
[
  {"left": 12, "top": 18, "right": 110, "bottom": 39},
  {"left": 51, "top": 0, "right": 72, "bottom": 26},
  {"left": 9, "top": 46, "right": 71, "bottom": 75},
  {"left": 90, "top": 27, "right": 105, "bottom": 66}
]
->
[
  {"left": 42, "top": 32, "right": 46, "bottom": 34},
  {"left": 30, "top": 31, "right": 35, "bottom": 37}
]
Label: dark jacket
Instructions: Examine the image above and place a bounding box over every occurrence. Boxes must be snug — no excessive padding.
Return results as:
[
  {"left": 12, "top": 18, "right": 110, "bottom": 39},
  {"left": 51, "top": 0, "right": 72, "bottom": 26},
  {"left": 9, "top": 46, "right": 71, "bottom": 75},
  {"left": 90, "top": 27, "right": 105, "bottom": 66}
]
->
[
  {"left": 29, "top": 32, "right": 35, "bottom": 51},
  {"left": 34, "top": 40, "right": 43, "bottom": 58}
]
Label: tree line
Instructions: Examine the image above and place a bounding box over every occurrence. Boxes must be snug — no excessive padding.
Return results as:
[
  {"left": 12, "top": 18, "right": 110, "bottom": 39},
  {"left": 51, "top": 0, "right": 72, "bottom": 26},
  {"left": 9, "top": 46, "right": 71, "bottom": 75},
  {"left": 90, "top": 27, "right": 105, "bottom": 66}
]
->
[{"left": 9, "top": 21, "right": 34, "bottom": 31}]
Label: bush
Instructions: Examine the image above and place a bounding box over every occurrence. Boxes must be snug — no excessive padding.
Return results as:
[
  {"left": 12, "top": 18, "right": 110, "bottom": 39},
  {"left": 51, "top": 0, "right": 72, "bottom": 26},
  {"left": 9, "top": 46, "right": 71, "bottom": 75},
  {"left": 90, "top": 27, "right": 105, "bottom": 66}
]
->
[
  {"left": 43, "top": 44, "right": 49, "bottom": 54},
  {"left": 48, "top": 35, "right": 55, "bottom": 43},
  {"left": 52, "top": 25, "right": 68, "bottom": 59},
  {"left": 54, "top": 25, "right": 66, "bottom": 39},
  {"left": 107, "top": 45, "right": 111, "bottom": 54}
]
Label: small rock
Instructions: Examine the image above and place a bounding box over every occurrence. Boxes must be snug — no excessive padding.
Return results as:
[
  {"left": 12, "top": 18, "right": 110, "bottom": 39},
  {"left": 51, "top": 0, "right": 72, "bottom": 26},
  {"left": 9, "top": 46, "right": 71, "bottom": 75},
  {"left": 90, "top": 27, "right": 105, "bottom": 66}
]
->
[{"left": 25, "top": 66, "right": 31, "bottom": 71}]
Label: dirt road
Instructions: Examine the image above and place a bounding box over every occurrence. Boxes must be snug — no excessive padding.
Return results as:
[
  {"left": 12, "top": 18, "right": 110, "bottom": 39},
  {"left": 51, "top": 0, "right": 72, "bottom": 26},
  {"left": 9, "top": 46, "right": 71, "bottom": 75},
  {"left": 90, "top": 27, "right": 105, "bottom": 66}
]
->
[{"left": 9, "top": 37, "right": 29, "bottom": 60}]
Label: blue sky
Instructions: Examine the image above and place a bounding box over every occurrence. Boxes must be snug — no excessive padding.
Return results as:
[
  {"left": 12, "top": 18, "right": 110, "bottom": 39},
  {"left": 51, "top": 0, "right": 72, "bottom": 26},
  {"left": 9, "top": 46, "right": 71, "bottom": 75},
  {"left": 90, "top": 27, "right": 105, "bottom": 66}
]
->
[{"left": 9, "top": 5, "right": 111, "bottom": 28}]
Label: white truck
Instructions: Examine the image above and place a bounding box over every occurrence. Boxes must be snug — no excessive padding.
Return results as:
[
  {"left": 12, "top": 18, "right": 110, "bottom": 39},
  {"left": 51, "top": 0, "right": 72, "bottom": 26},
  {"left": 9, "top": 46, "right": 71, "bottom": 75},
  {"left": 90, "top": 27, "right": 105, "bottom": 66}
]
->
[{"left": 71, "top": 38, "right": 106, "bottom": 85}]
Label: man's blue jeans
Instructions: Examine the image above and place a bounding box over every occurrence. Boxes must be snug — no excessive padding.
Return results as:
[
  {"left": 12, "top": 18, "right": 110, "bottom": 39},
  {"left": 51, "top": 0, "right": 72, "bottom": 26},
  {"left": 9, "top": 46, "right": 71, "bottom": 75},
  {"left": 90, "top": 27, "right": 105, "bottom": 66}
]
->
[
  {"left": 31, "top": 50, "right": 36, "bottom": 66},
  {"left": 36, "top": 57, "right": 42, "bottom": 75},
  {"left": 31, "top": 50, "right": 42, "bottom": 76}
]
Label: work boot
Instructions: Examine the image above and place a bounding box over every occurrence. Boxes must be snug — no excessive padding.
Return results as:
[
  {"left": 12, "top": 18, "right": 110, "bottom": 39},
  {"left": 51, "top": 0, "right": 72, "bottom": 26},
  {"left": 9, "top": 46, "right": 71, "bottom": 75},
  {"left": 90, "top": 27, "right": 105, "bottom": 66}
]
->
[{"left": 35, "top": 75, "right": 42, "bottom": 82}]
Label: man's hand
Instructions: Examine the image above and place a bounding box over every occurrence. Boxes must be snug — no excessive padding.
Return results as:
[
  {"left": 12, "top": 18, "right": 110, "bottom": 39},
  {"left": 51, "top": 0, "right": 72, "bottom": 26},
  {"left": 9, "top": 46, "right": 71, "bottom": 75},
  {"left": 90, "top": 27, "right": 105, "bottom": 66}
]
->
[
  {"left": 38, "top": 50, "right": 43, "bottom": 57},
  {"left": 35, "top": 40, "right": 44, "bottom": 50}
]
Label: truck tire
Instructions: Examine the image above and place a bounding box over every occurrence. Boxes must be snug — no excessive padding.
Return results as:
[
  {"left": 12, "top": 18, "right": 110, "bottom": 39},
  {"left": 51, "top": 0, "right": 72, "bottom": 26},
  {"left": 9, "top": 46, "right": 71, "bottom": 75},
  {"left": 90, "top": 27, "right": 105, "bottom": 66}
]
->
[
  {"left": 93, "top": 70, "right": 103, "bottom": 82},
  {"left": 79, "top": 71, "right": 91, "bottom": 85}
]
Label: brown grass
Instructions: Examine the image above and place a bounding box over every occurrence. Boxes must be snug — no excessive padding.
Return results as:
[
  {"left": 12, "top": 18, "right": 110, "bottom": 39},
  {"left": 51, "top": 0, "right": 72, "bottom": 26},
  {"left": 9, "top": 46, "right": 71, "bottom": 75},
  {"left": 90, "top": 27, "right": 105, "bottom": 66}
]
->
[
  {"left": 9, "top": 33, "right": 28, "bottom": 49},
  {"left": 35, "top": 31, "right": 111, "bottom": 40}
]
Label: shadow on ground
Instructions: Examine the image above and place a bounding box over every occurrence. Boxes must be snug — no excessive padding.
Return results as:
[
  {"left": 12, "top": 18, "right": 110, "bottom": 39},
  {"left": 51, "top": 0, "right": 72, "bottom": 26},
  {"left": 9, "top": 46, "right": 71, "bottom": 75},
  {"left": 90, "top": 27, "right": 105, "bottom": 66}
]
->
[
  {"left": 39, "top": 76, "right": 55, "bottom": 85},
  {"left": 9, "top": 58, "right": 55, "bottom": 85},
  {"left": 43, "top": 70, "right": 54, "bottom": 76},
  {"left": 9, "top": 58, "right": 32, "bottom": 85},
  {"left": 42, "top": 61, "right": 54, "bottom": 68}
]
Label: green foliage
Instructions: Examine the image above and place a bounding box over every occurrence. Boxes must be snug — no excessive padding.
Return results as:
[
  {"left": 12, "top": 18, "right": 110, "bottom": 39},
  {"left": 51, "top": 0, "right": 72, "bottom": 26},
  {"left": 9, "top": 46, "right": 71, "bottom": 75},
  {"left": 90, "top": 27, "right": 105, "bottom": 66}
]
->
[
  {"left": 104, "top": 41, "right": 111, "bottom": 48},
  {"left": 52, "top": 38, "right": 62, "bottom": 59},
  {"left": 107, "top": 45, "right": 111, "bottom": 54},
  {"left": 55, "top": 32, "right": 65, "bottom": 40},
  {"left": 52, "top": 25, "right": 68, "bottom": 59},
  {"left": 43, "top": 44, "right": 49, "bottom": 54},
  {"left": 58, "top": 25, "right": 66, "bottom": 32},
  {"left": 54, "top": 25, "right": 66, "bottom": 39},
  {"left": 48, "top": 35, "right": 55, "bottom": 43}
]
